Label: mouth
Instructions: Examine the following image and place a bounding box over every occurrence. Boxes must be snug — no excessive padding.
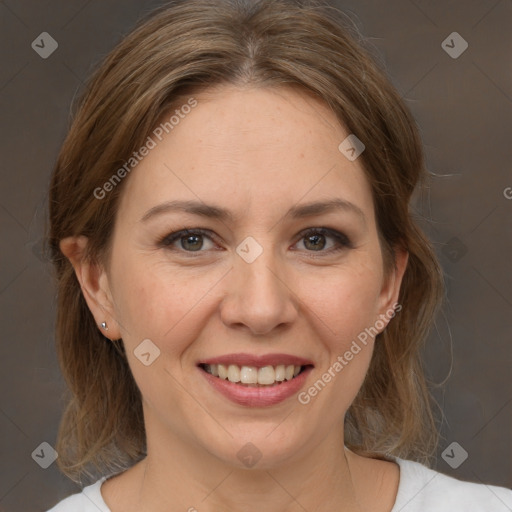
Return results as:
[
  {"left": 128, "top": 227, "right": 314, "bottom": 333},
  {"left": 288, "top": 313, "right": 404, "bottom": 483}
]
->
[
  {"left": 198, "top": 363, "right": 313, "bottom": 387},
  {"left": 196, "top": 354, "right": 314, "bottom": 406}
]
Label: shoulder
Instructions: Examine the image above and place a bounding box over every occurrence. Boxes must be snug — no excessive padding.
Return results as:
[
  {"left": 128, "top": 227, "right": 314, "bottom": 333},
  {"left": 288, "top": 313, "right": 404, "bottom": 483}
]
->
[
  {"left": 46, "top": 477, "right": 110, "bottom": 512},
  {"left": 393, "top": 457, "right": 512, "bottom": 512}
]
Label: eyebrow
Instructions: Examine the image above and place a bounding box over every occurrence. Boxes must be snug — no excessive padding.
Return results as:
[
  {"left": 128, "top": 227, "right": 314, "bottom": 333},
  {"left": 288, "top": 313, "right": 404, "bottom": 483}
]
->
[{"left": 140, "top": 198, "right": 366, "bottom": 224}]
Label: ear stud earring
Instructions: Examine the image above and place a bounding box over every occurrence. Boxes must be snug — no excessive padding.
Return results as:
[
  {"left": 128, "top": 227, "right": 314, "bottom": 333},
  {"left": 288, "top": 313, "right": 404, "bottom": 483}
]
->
[{"left": 101, "top": 321, "right": 109, "bottom": 331}]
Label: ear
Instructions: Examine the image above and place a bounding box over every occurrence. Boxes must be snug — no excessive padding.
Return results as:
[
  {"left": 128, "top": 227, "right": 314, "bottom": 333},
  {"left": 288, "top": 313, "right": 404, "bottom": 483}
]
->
[
  {"left": 375, "top": 246, "right": 408, "bottom": 330},
  {"left": 59, "top": 236, "right": 122, "bottom": 340}
]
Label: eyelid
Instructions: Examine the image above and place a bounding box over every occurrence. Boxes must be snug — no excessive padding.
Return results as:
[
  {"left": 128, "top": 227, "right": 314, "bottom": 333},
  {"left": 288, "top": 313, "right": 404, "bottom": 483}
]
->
[
  {"left": 159, "top": 228, "right": 220, "bottom": 249},
  {"left": 294, "top": 227, "right": 353, "bottom": 249},
  {"left": 159, "top": 226, "right": 353, "bottom": 255}
]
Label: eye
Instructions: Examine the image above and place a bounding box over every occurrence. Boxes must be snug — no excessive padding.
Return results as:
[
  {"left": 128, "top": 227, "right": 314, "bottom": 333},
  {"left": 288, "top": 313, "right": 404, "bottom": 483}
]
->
[
  {"left": 159, "top": 228, "right": 218, "bottom": 253},
  {"left": 158, "top": 227, "right": 353, "bottom": 256},
  {"left": 293, "top": 227, "right": 352, "bottom": 255}
]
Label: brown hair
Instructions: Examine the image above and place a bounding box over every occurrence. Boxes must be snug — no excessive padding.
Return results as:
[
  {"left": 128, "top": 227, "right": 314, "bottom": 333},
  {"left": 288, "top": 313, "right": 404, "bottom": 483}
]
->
[{"left": 47, "top": 0, "right": 444, "bottom": 483}]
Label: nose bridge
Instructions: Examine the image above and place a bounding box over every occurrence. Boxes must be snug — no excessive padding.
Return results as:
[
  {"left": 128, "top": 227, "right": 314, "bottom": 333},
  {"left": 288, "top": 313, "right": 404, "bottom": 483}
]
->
[
  {"left": 236, "top": 236, "right": 289, "bottom": 305},
  {"left": 220, "top": 235, "right": 297, "bottom": 335},
  {"left": 239, "top": 248, "right": 284, "bottom": 299}
]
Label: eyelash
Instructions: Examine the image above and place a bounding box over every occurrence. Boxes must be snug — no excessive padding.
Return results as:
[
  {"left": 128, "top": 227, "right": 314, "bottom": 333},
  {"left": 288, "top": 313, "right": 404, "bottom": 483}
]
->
[{"left": 158, "top": 227, "right": 353, "bottom": 257}]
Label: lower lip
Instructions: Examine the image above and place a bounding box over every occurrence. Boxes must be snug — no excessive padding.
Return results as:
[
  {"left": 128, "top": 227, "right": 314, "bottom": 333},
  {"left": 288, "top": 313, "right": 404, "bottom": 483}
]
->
[{"left": 199, "top": 366, "right": 313, "bottom": 407}]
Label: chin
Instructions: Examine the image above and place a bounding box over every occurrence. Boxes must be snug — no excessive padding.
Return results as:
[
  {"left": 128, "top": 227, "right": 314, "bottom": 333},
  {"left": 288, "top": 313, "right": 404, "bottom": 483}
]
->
[{"left": 202, "top": 422, "right": 311, "bottom": 471}]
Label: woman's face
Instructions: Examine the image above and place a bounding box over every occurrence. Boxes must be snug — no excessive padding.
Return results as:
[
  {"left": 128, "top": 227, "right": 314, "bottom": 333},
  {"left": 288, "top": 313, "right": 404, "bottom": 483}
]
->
[{"left": 91, "top": 85, "right": 406, "bottom": 468}]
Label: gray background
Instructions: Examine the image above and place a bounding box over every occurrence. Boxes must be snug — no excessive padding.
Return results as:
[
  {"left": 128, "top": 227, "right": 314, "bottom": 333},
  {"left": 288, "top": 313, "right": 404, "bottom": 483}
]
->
[{"left": 0, "top": 0, "right": 511, "bottom": 510}]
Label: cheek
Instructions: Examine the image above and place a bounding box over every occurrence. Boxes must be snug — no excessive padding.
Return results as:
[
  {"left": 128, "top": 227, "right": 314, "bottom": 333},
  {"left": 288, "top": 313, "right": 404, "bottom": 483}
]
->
[
  {"left": 110, "top": 252, "right": 225, "bottom": 353},
  {"left": 300, "top": 260, "right": 383, "bottom": 345},
  {"left": 109, "top": 257, "right": 218, "bottom": 401},
  {"left": 297, "top": 264, "right": 383, "bottom": 411}
]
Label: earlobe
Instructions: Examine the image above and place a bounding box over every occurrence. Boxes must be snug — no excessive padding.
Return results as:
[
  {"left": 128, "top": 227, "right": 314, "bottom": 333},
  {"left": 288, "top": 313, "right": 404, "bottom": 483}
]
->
[
  {"left": 377, "top": 247, "right": 409, "bottom": 329},
  {"left": 59, "top": 236, "right": 121, "bottom": 339}
]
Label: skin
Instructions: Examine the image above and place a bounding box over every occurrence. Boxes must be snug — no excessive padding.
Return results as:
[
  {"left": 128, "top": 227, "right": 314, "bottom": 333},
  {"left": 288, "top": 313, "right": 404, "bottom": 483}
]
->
[{"left": 61, "top": 84, "right": 408, "bottom": 512}]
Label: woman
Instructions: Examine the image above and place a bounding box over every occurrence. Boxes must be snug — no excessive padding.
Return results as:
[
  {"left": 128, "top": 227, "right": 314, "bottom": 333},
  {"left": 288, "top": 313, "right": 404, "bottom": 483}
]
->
[{"left": 46, "top": 0, "right": 512, "bottom": 510}]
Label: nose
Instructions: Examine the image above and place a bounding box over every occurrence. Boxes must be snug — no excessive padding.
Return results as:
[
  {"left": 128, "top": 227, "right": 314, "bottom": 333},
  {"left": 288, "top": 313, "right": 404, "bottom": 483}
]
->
[{"left": 219, "top": 246, "right": 299, "bottom": 336}]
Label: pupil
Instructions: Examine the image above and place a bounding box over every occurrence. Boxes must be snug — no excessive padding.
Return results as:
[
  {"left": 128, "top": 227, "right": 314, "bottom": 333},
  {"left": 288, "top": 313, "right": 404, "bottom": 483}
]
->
[
  {"left": 305, "top": 234, "right": 325, "bottom": 250},
  {"left": 182, "top": 234, "right": 202, "bottom": 251}
]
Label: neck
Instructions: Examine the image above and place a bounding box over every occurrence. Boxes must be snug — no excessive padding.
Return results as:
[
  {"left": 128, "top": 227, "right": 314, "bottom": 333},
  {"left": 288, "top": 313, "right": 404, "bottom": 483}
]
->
[{"left": 125, "top": 421, "right": 365, "bottom": 512}]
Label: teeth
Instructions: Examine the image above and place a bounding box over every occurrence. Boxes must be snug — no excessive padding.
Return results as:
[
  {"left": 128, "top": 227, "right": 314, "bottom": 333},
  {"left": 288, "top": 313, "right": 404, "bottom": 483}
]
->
[
  {"left": 218, "top": 364, "right": 228, "bottom": 380},
  {"left": 275, "top": 365, "right": 285, "bottom": 381},
  {"left": 209, "top": 364, "right": 219, "bottom": 377},
  {"left": 258, "top": 366, "right": 275, "bottom": 385},
  {"left": 240, "top": 366, "right": 258, "bottom": 384},
  {"left": 204, "top": 363, "right": 303, "bottom": 385},
  {"left": 227, "top": 364, "right": 241, "bottom": 382}
]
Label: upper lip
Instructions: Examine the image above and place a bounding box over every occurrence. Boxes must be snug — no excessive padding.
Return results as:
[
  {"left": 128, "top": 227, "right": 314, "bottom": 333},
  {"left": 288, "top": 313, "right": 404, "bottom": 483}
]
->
[{"left": 198, "top": 353, "right": 314, "bottom": 368}]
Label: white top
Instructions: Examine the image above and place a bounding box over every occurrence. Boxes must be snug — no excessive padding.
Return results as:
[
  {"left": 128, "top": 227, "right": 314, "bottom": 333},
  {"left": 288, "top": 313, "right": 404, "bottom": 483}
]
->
[{"left": 47, "top": 457, "right": 512, "bottom": 511}]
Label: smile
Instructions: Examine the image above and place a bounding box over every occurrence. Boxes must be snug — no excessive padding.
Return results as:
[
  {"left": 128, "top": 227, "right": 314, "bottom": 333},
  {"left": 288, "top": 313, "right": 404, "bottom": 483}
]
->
[
  {"left": 197, "top": 358, "right": 314, "bottom": 406},
  {"left": 200, "top": 363, "right": 307, "bottom": 386}
]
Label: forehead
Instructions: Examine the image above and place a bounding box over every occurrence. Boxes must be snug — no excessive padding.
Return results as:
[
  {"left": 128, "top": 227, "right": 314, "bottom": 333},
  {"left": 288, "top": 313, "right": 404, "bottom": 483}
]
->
[{"left": 117, "top": 85, "right": 375, "bottom": 226}]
